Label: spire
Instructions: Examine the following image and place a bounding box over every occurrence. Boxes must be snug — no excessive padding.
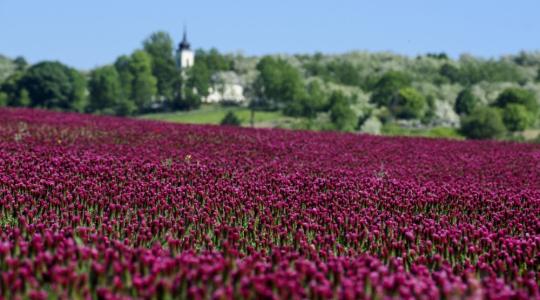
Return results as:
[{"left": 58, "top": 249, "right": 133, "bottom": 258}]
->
[{"left": 179, "top": 26, "right": 191, "bottom": 51}]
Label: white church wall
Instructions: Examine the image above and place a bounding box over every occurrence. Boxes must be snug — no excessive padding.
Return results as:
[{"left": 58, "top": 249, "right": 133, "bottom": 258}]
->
[{"left": 180, "top": 50, "right": 194, "bottom": 69}]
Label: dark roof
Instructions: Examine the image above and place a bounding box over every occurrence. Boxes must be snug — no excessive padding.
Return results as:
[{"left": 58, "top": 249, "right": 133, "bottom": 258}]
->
[{"left": 178, "top": 30, "right": 191, "bottom": 51}]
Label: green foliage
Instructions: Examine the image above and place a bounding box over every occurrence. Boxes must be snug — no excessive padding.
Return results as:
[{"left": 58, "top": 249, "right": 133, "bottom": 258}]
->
[
  {"left": 114, "top": 51, "right": 158, "bottom": 113},
  {"left": 326, "top": 60, "right": 361, "bottom": 86},
  {"left": 284, "top": 81, "right": 327, "bottom": 118},
  {"left": 143, "top": 31, "right": 177, "bottom": 100},
  {"left": 187, "top": 62, "right": 210, "bottom": 98},
  {"left": 304, "top": 58, "right": 362, "bottom": 87},
  {"left": 502, "top": 104, "right": 532, "bottom": 132},
  {"left": 130, "top": 50, "right": 158, "bottom": 112},
  {"left": 18, "top": 89, "right": 31, "bottom": 107},
  {"left": 460, "top": 107, "right": 506, "bottom": 139},
  {"left": 195, "top": 48, "right": 234, "bottom": 72},
  {"left": 88, "top": 66, "right": 125, "bottom": 114},
  {"left": 170, "top": 62, "right": 209, "bottom": 111},
  {"left": 0, "top": 91, "right": 7, "bottom": 106},
  {"left": 458, "top": 58, "right": 526, "bottom": 85},
  {"left": 0, "top": 55, "right": 16, "bottom": 83},
  {"left": 1, "top": 72, "right": 24, "bottom": 106},
  {"left": 455, "top": 88, "right": 478, "bottom": 115},
  {"left": 13, "top": 56, "right": 28, "bottom": 71},
  {"left": 370, "top": 71, "right": 412, "bottom": 107},
  {"left": 220, "top": 111, "right": 241, "bottom": 126},
  {"left": 494, "top": 87, "right": 538, "bottom": 115},
  {"left": 172, "top": 75, "right": 201, "bottom": 111},
  {"left": 114, "top": 55, "right": 134, "bottom": 102},
  {"left": 18, "top": 61, "right": 86, "bottom": 111},
  {"left": 329, "top": 91, "right": 356, "bottom": 131},
  {"left": 390, "top": 87, "right": 426, "bottom": 119},
  {"left": 426, "top": 53, "right": 449, "bottom": 60},
  {"left": 439, "top": 63, "right": 460, "bottom": 84},
  {"left": 253, "top": 56, "right": 305, "bottom": 110}
]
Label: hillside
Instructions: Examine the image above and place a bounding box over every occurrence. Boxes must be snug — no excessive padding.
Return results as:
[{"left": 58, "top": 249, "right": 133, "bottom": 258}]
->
[{"left": 2, "top": 44, "right": 540, "bottom": 140}]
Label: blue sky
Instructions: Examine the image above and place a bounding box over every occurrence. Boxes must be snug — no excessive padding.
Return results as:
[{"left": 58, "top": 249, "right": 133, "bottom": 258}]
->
[{"left": 1, "top": 0, "right": 539, "bottom": 70}]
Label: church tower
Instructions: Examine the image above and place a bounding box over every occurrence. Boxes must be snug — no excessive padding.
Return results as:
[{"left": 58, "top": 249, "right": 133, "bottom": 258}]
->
[{"left": 176, "top": 28, "right": 194, "bottom": 69}]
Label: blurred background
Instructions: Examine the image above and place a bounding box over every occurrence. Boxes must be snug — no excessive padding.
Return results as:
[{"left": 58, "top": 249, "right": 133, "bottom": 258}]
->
[{"left": 1, "top": 0, "right": 539, "bottom": 140}]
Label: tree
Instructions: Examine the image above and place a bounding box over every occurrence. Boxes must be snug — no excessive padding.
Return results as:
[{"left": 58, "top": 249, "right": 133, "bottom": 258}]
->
[
  {"left": 455, "top": 88, "right": 478, "bottom": 115},
  {"left": 502, "top": 104, "right": 531, "bottom": 132},
  {"left": 88, "top": 65, "right": 124, "bottom": 114},
  {"left": 329, "top": 91, "right": 356, "bottom": 131},
  {"left": 187, "top": 62, "right": 210, "bottom": 98},
  {"left": 13, "top": 56, "right": 28, "bottom": 71},
  {"left": 220, "top": 111, "right": 241, "bottom": 126},
  {"left": 390, "top": 87, "right": 426, "bottom": 119},
  {"left": 18, "top": 61, "right": 86, "bottom": 111},
  {"left": 439, "top": 63, "right": 460, "bottom": 84},
  {"left": 18, "top": 89, "right": 31, "bottom": 107},
  {"left": 0, "top": 92, "right": 7, "bottom": 107},
  {"left": 143, "top": 31, "right": 177, "bottom": 100},
  {"left": 494, "top": 87, "right": 538, "bottom": 115},
  {"left": 253, "top": 56, "right": 305, "bottom": 110},
  {"left": 114, "top": 55, "right": 134, "bottom": 102},
  {"left": 128, "top": 50, "right": 157, "bottom": 112},
  {"left": 327, "top": 60, "right": 360, "bottom": 86},
  {"left": 195, "top": 48, "right": 233, "bottom": 72},
  {"left": 284, "top": 81, "right": 327, "bottom": 118},
  {"left": 460, "top": 107, "right": 506, "bottom": 139},
  {"left": 1, "top": 72, "right": 25, "bottom": 106},
  {"left": 171, "top": 74, "right": 201, "bottom": 111},
  {"left": 370, "top": 71, "right": 412, "bottom": 107}
]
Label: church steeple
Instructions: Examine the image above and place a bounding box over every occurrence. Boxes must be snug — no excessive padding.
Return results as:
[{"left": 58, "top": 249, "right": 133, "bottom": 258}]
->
[
  {"left": 179, "top": 27, "right": 191, "bottom": 51},
  {"left": 176, "top": 26, "right": 195, "bottom": 69}
]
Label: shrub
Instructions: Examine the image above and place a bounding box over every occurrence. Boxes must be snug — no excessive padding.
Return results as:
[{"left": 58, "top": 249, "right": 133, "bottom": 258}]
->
[
  {"left": 390, "top": 87, "right": 426, "bottom": 119},
  {"left": 220, "top": 111, "right": 241, "bottom": 126},
  {"left": 502, "top": 104, "right": 532, "bottom": 132},
  {"left": 455, "top": 88, "right": 478, "bottom": 115},
  {"left": 460, "top": 107, "right": 506, "bottom": 139}
]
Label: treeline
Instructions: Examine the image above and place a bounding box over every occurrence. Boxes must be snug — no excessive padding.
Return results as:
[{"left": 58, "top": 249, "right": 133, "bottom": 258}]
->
[
  {"left": 1, "top": 31, "right": 540, "bottom": 139},
  {"left": 249, "top": 53, "right": 540, "bottom": 138},
  {"left": 0, "top": 32, "right": 234, "bottom": 115}
]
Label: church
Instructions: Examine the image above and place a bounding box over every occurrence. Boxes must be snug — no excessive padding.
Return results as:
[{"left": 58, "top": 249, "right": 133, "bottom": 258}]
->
[
  {"left": 176, "top": 30, "right": 194, "bottom": 69},
  {"left": 175, "top": 30, "right": 246, "bottom": 104}
]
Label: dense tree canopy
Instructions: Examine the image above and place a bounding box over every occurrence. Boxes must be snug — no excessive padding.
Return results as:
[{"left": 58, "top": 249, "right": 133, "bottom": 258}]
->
[
  {"left": 253, "top": 56, "right": 306, "bottom": 110},
  {"left": 460, "top": 107, "right": 506, "bottom": 139},
  {"left": 0, "top": 72, "right": 29, "bottom": 107},
  {"left": 284, "top": 81, "right": 328, "bottom": 118},
  {"left": 494, "top": 87, "right": 538, "bottom": 115},
  {"left": 370, "top": 71, "right": 412, "bottom": 107},
  {"left": 195, "top": 48, "right": 234, "bottom": 72},
  {"left": 114, "top": 55, "right": 134, "bottom": 103},
  {"left": 116, "top": 51, "right": 158, "bottom": 113},
  {"left": 439, "top": 63, "right": 460, "bottom": 84},
  {"left": 143, "top": 31, "right": 177, "bottom": 101},
  {"left": 329, "top": 91, "right": 357, "bottom": 131},
  {"left": 502, "top": 104, "right": 532, "bottom": 132},
  {"left": 18, "top": 61, "right": 86, "bottom": 111},
  {"left": 88, "top": 66, "right": 127, "bottom": 115},
  {"left": 455, "top": 88, "right": 478, "bottom": 115},
  {"left": 390, "top": 87, "right": 426, "bottom": 119}
]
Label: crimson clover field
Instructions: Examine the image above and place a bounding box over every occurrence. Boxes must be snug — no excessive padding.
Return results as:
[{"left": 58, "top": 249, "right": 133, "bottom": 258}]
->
[{"left": 0, "top": 108, "right": 539, "bottom": 299}]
